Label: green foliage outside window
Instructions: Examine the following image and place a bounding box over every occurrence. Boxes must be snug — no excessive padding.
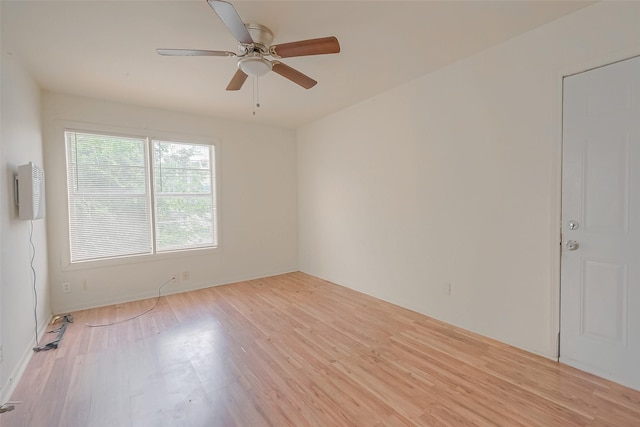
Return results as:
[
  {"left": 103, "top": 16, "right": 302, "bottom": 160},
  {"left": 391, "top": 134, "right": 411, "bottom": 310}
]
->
[{"left": 66, "top": 131, "right": 217, "bottom": 262}]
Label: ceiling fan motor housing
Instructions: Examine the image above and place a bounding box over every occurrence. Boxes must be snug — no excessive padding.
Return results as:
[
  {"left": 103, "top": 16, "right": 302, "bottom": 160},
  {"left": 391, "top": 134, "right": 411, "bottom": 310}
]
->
[{"left": 244, "top": 22, "right": 273, "bottom": 53}]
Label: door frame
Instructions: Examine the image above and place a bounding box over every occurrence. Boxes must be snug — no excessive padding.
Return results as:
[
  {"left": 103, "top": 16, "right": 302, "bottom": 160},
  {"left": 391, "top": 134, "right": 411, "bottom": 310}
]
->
[{"left": 554, "top": 49, "right": 640, "bottom": 360}]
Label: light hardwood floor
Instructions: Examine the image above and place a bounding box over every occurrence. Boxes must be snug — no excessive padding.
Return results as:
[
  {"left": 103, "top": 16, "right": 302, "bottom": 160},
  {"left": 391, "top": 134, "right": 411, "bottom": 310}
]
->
[{"left": 3, "top": 272, "right": 640, "bottom": 426}]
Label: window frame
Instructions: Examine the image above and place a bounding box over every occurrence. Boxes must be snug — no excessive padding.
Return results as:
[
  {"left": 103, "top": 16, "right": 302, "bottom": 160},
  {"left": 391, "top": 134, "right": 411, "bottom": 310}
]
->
[{"left": 60, "top": 122, "right": 221, "bottom": 270}]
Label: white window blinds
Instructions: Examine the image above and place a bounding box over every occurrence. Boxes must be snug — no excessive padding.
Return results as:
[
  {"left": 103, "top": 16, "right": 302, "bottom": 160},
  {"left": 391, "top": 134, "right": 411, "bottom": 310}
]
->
[
  {"left": 65, "top": 130, "right": 217, "bottom": 263},
  {"left": 66, "top": 131, "right": 152, "bottom": 262}
]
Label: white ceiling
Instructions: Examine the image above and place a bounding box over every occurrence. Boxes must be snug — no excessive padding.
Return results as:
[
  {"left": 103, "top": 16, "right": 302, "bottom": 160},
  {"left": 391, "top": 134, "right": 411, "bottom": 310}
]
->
[{"left": 2, "top": 0, "right": 594, "bottom": 129}]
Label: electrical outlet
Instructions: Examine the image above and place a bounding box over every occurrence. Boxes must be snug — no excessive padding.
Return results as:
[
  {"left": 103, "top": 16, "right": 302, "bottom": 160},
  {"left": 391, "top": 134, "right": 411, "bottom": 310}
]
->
[
  {"left": 62, "top": 282, "right": 71, "bottom": 293},
  {"left": 172, "top": 273, "right": 179, "bottom": 283},
  {"left": 182, "top": 271, "right": 190, "bottom": 281}
]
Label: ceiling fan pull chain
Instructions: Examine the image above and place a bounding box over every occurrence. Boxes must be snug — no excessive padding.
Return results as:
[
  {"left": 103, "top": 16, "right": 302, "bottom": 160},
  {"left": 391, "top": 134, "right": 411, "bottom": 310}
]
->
[{"left": 253, "top": 76, "right": 261, "bottom": 115}]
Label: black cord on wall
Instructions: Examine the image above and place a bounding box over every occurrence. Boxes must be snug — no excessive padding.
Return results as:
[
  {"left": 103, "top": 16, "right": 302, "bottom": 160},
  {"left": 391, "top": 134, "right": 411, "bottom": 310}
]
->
[
  {"left": 30, "top": 220, "right": 39, "bottom": 347},
  {"left": 85, "top": 276, "right": 175, "bottom": 328}
]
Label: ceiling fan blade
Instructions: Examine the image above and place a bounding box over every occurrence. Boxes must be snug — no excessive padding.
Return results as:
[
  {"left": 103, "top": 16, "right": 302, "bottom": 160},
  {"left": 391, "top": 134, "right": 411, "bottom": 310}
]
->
[
  {"left": 272, "top": 62, "right": 317, "bottom": 89},
  {"left": 270, "top": 36, "right": 340, "bottom": 58},
  {"left": 156, "top": 48, "right": 236, "bottom": 57},
  {"left": 207, "top": 0, "right": 253, "bottom": 45},
  {"left": 226, "top": 68, "right": 248, "bottom": 91}
]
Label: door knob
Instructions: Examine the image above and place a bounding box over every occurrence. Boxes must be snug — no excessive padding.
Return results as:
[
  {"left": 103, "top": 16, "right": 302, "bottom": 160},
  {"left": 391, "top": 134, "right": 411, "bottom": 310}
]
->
[{"left": 565, "top": 240, "right": 579, "bottom": 250}]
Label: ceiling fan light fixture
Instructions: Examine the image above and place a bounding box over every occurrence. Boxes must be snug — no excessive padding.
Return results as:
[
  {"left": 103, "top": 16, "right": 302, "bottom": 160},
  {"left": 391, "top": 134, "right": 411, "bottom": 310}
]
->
[{"left": 238, "top": 55, "right": 272, "bottom": 77}]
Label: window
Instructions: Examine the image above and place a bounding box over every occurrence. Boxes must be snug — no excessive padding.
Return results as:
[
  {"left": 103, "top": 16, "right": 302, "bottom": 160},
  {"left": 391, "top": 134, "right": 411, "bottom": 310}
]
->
[{"left": 65, "top": 130, "right": 217, "bottom": 263}]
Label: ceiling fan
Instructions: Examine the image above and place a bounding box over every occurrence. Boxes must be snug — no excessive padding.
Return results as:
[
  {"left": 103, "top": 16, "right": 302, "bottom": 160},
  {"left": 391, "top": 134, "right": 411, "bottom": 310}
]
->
[{"left": 157, "top": 0, "right": 340, "bottom": 91}]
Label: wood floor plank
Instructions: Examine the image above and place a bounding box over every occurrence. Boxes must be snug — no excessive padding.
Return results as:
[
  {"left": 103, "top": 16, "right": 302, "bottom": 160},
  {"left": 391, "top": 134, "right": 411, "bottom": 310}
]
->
[{"left": 3, "top": 272, "right": 640, "bottom": 426}]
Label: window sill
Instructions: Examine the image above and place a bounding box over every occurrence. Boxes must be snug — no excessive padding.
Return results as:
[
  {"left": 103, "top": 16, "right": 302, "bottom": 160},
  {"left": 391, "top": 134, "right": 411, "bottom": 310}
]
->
[{"left": 60, "top": 245, "right": 220, "bottom": 272}]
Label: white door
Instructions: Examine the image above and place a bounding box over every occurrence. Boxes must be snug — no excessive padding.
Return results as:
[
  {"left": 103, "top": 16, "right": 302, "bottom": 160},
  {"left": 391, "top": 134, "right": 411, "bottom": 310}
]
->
[{"left": 560, "top": 55, "right": 640, "bottom": 391}]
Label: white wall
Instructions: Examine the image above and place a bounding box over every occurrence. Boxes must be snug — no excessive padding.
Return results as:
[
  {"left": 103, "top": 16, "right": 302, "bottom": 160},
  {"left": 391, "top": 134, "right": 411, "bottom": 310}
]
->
[
  {"left": 297, "top": 1, "right": 640, "bottom": 358},
  {"left": 1, "top": 53, "right": 50, "bottom": 401},
  {"left": 42, "top": 93, "right": 298, "bottom": 313}
]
